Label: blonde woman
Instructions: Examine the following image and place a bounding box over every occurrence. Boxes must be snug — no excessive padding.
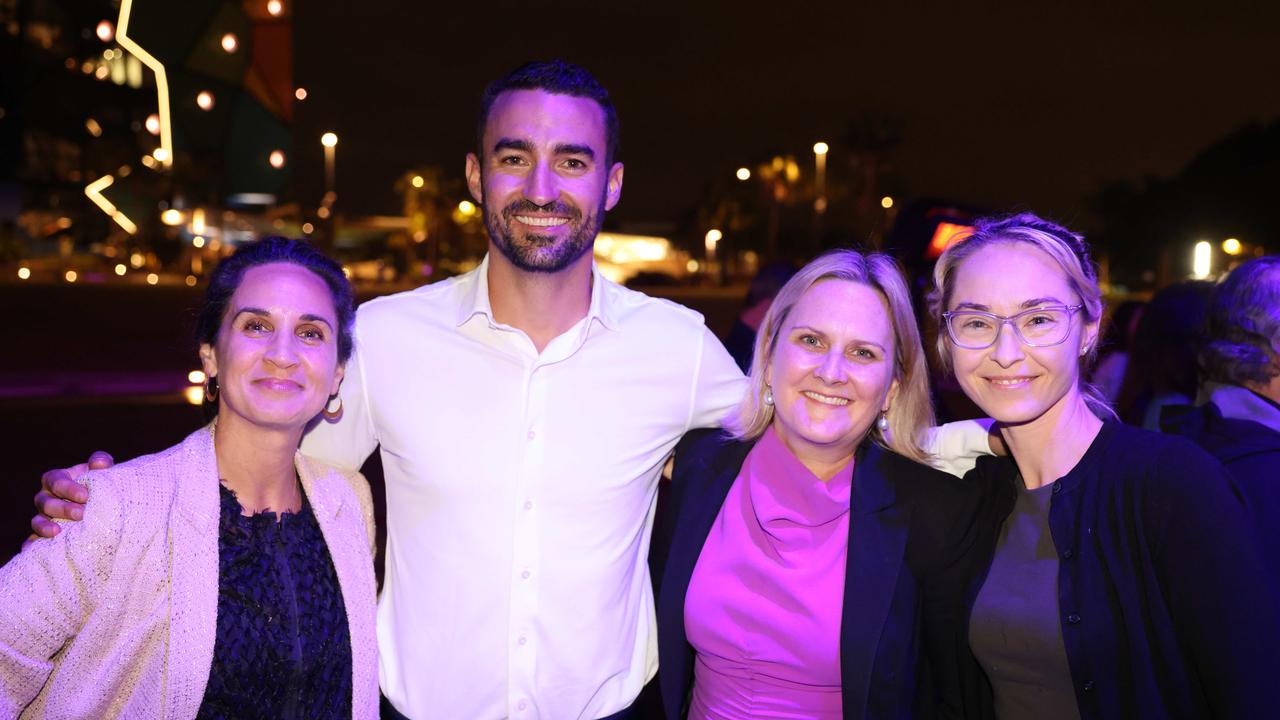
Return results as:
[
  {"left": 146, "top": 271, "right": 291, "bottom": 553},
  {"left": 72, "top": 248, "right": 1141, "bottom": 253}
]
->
[
  {"left": 931, "top": 213, "right": 1279, "bottom": 719},
  {"left": 651, "top": 249, "right": 983, "bottom": 719}
]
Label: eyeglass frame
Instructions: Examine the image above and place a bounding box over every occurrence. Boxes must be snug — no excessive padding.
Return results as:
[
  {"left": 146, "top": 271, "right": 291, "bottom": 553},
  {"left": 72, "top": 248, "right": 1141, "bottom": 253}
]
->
[{"left": 941, "top": 304, "right": 1086, "bottom": 349}]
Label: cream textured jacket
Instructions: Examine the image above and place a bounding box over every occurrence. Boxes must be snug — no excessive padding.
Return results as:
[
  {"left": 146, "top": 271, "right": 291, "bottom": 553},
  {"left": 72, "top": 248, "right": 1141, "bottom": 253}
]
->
[{"left": 0, "top": 425, "right": 379, "bottom": 719}]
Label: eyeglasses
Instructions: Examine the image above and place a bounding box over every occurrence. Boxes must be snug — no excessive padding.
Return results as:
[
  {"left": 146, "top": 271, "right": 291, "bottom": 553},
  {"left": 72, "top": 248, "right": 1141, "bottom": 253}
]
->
[{"left": 942, "top": 305, "right": 1085, "bottom": 349}]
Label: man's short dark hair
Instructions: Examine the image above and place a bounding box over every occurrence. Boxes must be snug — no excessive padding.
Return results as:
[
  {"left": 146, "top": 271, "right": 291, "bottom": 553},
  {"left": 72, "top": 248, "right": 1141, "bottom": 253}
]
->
[{"left": 476, "top": 60, "right": 620, "bottom": 166}]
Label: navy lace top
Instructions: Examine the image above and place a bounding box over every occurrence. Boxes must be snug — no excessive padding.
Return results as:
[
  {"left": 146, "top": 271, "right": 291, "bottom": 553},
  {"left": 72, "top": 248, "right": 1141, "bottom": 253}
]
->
[{"left": 196, "top": 483, "right": 353, "bottom": 720}]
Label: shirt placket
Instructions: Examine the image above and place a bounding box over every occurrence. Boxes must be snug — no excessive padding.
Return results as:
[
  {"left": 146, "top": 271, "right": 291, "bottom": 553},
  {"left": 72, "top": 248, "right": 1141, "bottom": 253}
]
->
[{"left": 508, "top": 357, "right": 547, "bottom": 718}]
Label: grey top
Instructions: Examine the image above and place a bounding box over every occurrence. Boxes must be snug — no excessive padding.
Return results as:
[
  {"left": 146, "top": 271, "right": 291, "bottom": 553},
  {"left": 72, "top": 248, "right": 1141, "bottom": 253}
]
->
[{"left": 969, "top": 476, "right": 1082, "bottom": 720}]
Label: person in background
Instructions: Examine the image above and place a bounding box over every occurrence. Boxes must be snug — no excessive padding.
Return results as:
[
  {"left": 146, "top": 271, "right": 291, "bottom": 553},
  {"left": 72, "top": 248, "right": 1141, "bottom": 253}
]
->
[
  {"left": 1161, "top": 255, "right": 1280, "bottom": 578},
  {"left": 0, "top": 238, "right": 379, "bottom": 719},
  {"left": 651, "top": 249, "right": 984, "bottom": 719},
  {"left": 930, "top": 213, "right": 1279, "bottom": 719},
  {"left": 724, "top": 261, "right": 798, "bottom": 372},
  {"left": 1114, "top": 281, "right": 1213, "bottom": 428},
  {"left": 1087, "top": 299, "right": 1144, "bottom": 404}
]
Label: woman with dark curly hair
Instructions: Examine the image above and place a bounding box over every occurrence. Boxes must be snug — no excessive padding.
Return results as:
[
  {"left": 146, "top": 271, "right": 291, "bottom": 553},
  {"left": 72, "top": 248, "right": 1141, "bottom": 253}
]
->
[{"left": 0, "top": 238, "right": 378, "bottom": 719}]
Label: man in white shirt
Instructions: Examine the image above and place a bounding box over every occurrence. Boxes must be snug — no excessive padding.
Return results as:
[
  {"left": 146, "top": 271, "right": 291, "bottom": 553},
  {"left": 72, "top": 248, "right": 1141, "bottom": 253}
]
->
[
  {"left": 306, "top": 61, "right": 747, "bottom": 719},
  {"left": 31, "top": 61, "right": 990, "bottom": 719}
]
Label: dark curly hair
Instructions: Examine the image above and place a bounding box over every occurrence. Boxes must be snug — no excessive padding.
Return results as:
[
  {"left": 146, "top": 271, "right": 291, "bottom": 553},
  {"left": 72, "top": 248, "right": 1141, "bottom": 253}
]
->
[
  {"left": 194, "top": 237, "right": 355, "bottom": 364},
  {"left": 476, "top": 60, "right": 620, "bottom": 166},
  {"left": 1200, "top": 256, "right": 1280, "bottom": 387}
]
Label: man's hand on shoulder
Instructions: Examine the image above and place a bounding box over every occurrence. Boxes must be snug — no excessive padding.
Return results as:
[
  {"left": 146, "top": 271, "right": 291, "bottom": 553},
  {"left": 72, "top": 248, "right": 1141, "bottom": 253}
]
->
[{"left": 25, "top": 451, "right": 114, "bottom": 547}]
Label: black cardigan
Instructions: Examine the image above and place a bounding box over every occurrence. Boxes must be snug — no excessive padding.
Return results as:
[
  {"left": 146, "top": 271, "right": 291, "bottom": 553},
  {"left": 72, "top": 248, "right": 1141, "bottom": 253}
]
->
[
  {"left": 649, "top": 429, "right": 984, "bottom": 720},
  {"left": 964, "top": 421, "right": 1280, "bottom": 719}
]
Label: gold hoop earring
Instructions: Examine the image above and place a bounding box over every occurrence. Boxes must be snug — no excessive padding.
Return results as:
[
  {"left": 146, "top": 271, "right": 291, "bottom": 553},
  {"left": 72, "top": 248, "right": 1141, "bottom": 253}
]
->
[
  {"left": 204, "top": 376, "right": 219, "bottom": 402},
  {"left": 322, "top": 394, "right": 343, "bottom": 422}
]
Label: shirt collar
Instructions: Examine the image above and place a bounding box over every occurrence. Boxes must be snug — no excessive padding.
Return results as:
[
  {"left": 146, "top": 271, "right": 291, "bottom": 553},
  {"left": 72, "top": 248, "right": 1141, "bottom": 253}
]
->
[
  {"left": 454, "top": 253, "right": 620, "bottom": 332},
  {"left": 1199, "top": 380, "right": 1280, "bottom": 434}
]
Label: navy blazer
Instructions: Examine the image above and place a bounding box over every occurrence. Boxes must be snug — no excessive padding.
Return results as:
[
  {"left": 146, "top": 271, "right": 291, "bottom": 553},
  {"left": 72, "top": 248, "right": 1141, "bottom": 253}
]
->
[{"left": 650, "top": 429, "right": 984, "bottom": 720}]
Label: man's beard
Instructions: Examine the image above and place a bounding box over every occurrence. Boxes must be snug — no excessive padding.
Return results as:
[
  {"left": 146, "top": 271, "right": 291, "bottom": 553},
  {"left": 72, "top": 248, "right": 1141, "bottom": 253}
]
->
[{"left": 484, "top": 196, "right": 604, "bottom": 274}]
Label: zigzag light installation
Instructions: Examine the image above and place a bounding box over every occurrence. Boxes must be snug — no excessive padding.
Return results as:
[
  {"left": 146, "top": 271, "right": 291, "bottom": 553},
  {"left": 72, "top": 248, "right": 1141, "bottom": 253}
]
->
[
  {"left": 85, "top": 175, "right": 139, "bottom": 234},
  {"left": 115, "top": 0, "right": 172, "bottom": 168},
  {"left": 83, "top": 0, "right": 172, "bottom": 235}
]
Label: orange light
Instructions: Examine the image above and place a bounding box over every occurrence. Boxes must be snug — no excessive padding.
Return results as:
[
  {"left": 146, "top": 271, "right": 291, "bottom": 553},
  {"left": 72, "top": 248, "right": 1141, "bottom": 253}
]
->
[
  {"left": 196, "top": 91, "right": 214, "bottom": 111},
  {"left": 96, "top": 20, "right": 114, "bottom": 42},
  {"left": 294, "top": 87, "right": 307, "bottom": 101},
  {"left": 269, "top": 150, "right": 285, "bottom": 168},
  {"left": 144, "top": 113, "right": 160, "bottom": 135},
  {"left": 926, "top": 222, "right": 974, "bottom": 259},
  {"left": 220, "top": 33, "right": 237, "bottom": 53},
  {"left": 267, "top": 0, "right": 284, "bottom": 16}
]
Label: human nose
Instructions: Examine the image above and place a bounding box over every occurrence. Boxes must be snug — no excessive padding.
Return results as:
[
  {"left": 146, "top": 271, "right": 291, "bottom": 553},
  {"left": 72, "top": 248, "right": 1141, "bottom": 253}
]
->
[
  {"left": 265, "top": 330, "right": 300, "bottom": 368},
  {"left": 988, "top": 319, "right": 1025, "bottom": 368},
  {"left": 522, "top": 160, "right": 558, "bottom": 206},
  {"left": 813, "top": 349, "right": 847, "bottom": 384}
]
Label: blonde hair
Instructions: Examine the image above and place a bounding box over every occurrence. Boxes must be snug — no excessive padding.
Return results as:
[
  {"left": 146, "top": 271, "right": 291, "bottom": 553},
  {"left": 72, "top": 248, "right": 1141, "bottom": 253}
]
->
[
  {"left": 926, "top": 212, "right": 1115, "bottom": 419},
  {"left": 726, "top": 249, "right": 936, "bottom": 463}
]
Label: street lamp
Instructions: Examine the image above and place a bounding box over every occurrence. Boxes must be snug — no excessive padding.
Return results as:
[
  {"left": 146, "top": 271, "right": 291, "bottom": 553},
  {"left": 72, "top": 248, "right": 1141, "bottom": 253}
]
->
[
  {"left": 1192, "top": 241, "right": 1212, "bottom": 279},
  {"left": 321, "top": 132, "right": 338, "bottom": 197},
  {"left": 705, "top": 228, "right": 722, "bottom": 262},
  {"left": 813, "top": 142, "right": 829, "bottom": 213}
]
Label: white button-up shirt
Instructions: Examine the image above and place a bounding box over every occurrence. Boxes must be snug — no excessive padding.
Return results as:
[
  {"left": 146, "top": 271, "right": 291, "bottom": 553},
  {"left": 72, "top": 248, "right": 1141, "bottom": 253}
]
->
[{"left": 301, "top": 256, "right": 746, "bottom": 719}]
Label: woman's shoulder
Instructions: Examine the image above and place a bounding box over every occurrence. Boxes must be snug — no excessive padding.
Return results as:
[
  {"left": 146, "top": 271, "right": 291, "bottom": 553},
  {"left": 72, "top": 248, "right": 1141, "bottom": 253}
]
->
[
  {"left": 297, "top": 454, "right": 374, "bottom": 519},
  {"left": 672, "top": 428, "right": 745, "bottom": 476},
  {"left": 79, "top": 432, "right": 207, "bottom": 511},
  {"left": 1096, "top": 421, "right": 1228, "bottom": 483},
  {"left": 674, "top": 427, "right": 734, "bottom": 457},
  {"left": 868, "top": 443, "right": 983, "bottom": 503}
]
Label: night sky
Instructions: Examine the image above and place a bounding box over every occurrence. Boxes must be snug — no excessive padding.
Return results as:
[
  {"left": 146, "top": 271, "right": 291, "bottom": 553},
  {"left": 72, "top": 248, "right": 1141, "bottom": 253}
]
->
[{"left": 293, "top": 1, "right": 1280, "bottom": 232}]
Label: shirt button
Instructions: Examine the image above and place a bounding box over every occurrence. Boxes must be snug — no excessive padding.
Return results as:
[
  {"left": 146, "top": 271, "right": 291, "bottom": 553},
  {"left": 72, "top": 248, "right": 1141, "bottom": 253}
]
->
[
  {"left": 518, "top": 636, "right": 527, "bottom": 646},
  {"left": 1051, "top": 481, "right": 1062, "bottom": 495},
  {"left": 1062, "top": 548, "right": 1074, "bottom": 559},
  {"left": 1067, "top": 613, "right": 1082, "bottom": 624},
  {"left": 523, "top": 500, "right": 533, "bottom": 510},
  {"left": 518, "top": 700, "right": 527, "bottom": 710},
  {"left": 526, "top": 430, "right": 536, "bottom": 440},
  {"left": 521, "top": 570, "right": 530, "bottom": 579},
  {"left": 1083, "top": 680, "right": 1095, "bottom": 693}
]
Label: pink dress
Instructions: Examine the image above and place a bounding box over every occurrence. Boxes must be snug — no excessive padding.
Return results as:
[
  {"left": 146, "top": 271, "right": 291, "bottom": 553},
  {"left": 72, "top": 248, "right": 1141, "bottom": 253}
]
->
[{"left": 684, "top": 426, "right": 852, "bottom": 719}]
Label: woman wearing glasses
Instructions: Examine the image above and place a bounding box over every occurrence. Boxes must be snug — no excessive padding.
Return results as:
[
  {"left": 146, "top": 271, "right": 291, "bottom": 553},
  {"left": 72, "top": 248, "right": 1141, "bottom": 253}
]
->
[{"left": 929, "top": 213, "right": 1280, "bottom": 719}]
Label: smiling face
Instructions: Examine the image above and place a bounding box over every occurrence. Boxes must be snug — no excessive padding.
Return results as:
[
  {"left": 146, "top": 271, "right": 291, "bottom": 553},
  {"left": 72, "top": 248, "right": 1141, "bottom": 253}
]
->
[
  {"left": 465, "top": 89, "right": 624, "bottom": 274},
  {"left": 766, "top": 279, "right": 899, "bottom": 471},
  {"left": 199, "top": 262, "right": 344, "bottom": 433},
  {"left": 947, "top": 242, "right": 1098, "bottom": 425}
]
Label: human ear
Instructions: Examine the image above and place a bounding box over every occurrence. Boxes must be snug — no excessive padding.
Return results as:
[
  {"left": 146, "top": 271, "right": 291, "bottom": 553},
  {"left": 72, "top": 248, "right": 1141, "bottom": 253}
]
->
[
  {"left": 603, "top": 162, "right": 624, "bottom": 211},
  {"left": 465, "top": 153, "right": 483, "bottom": 205},
  {"left": 198, "top": 343, "right": 218, "bottom": 379}
]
